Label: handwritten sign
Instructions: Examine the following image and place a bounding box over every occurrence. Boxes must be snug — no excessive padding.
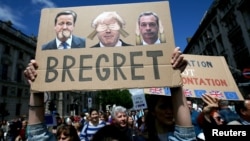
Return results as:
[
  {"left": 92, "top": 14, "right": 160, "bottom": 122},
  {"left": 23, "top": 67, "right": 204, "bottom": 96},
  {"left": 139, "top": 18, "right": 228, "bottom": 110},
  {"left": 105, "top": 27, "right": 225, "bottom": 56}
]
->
[
  {"left": 32, "top": 1, "right": 181, "bottom": 92},
  {"left": 144, "top": 54, "right": 244, "bottom": 101}
]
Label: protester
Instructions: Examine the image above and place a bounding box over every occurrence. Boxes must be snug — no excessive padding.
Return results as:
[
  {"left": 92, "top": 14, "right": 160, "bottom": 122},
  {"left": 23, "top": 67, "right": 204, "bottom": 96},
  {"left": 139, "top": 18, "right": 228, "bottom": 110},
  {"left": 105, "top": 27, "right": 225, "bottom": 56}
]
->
[
  {"left": 23, "top": 46, "right": 187, "bottom": 140},
  {"left": 110, "top": 106, "right": 145, "bottom": 141},
  {"left": 92, "top": 125, "right": 130, "bottom": 141},
  {"left": 0, "top": 128, "right": 5, "bottom": 141},
  {"left": 196, "top": 94, "right": 226, "bottom": 141},
  {"left": 56, "top": 125, "right": 80, "bottom": 141},
  {"left": 218, "top": 99, "right": 240, "bottom": 124},
  {"left": 52, "top": 115, "right": 64, "bottom": 136},
  {"left": 73, "top": 122, "right": 82, "bottom": 138},
  {"left": 0, "top": 120, "right": 8, "bottom": 140},
  {"left": 235, "top": 94, "right": 250, "bottom": 125},
  {"left": 99, "top": 112, "right": 109, "bottom": 124},
  {"left": 79, "top": 108, "right": 106, "bottom": 141},
  {"left": 145, "top": 93, "right": 196, "bottom": 141},
  {"left": 17, "top": 120, "right": 28, "bottom": 141},
  {"left": 129, "top": 114, "right": 144, "bottom": 139},
  {"left": 197, "top": 94, "right": 224, "bottom": 128},
  {"left": 79, "top": 112, "right": 86, "bottom": 131},
  {"left": 137, "top": 115, "right": 147, "bottom": 138},
  {"left": 186, "top": 97, "right": 202, "bottom": 138}
]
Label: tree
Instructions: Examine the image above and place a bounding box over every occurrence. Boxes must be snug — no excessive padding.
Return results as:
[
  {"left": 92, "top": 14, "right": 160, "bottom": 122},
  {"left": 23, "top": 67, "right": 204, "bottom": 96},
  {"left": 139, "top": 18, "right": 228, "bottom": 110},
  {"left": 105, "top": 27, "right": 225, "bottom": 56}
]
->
[{"left": 97, "top": 89, "right": 133, "bottom": 110}]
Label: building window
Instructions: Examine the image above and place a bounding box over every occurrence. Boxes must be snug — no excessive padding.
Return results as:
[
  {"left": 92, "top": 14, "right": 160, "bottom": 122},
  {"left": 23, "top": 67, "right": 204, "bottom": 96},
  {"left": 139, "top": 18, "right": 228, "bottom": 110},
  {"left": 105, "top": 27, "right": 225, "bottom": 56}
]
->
[
  {"left": 15, "top": 67, "right": 23, "bottom": 82},
  {"left": 17, "top": 88, "right": 23, "bottom": 97},
  {"left": 230, "top": 33, "right": 245, "bottom": 53},
  {"left": 225, "top": 13, "right": 237, "bottom": 32},
  {"left": 18, "top": 52, "right": 24, "bottom": 60},
  {"left": 67, "top": 104, "right": 70, "bottom": 113},
  {"left": 16, "top": 103, "right": 21, "bottom": 116},
  {"left": 3, "top": 46, "right": 11, "bottom": 55},
  {"left": 212, "top": 20, "right": 219, "bottom": 34},
  {"left": 1, "top": 86, "right": 7, "bottom": 96},
  {"left": 1, "top": 64, "right": 9, "bottom": 80}
]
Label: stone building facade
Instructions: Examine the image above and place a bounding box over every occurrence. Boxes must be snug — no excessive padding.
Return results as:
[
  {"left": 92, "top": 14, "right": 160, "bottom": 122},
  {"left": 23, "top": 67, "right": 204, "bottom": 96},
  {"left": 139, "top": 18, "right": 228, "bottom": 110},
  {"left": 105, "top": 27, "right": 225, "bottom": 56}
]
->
[
  {"left": 0, "top": 20, "right": 98, "bottom": 121},
  {"left": 184, "top": 0, "right": 250, "bottom": 96}
]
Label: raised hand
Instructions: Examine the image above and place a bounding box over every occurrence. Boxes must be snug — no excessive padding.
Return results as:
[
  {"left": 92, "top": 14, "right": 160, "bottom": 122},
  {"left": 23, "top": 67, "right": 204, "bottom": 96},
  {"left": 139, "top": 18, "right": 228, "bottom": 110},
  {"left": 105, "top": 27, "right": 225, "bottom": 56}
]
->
[
  {"left": 23, "top": 59, "right": 38, "bottom": 85},
  {"left": 201, "top": 93, "right": 220, "bottom": 114},
  {"left": 171, "top": 47, "right": 188, "bottom": 73}
]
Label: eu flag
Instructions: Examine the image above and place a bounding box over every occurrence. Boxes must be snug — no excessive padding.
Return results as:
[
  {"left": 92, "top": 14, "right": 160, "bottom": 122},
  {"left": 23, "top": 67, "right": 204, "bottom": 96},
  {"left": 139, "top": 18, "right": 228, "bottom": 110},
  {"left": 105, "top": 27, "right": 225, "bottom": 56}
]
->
[
  {"left": 224, "top": 91, "right": 239, "bottom": 100},
  {"left": 194, "top": 90, "right": 206, "bottom": 98}
]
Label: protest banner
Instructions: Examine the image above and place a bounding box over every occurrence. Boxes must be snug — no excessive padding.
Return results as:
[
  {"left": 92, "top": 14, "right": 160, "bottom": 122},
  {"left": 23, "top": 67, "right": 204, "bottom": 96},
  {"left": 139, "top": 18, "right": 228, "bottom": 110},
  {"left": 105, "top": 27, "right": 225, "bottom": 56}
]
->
[
  {"left": 131, "top": 94, "right": 148, "bottom": 110},
  {"left": 144, "top": 54, "right": 244, "bottom": 100},
  {"left": 32, "top": 1, "right": 182, "bottom": 92}
]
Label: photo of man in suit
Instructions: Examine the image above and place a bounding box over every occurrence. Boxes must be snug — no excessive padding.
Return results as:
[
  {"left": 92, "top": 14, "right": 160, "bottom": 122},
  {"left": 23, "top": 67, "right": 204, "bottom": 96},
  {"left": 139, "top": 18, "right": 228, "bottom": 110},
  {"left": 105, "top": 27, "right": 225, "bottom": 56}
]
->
[
  {"left": 42, "top": 10, "right": 86, "bottom": 50},
  {"left": 87, "top": 11, "right": 132, "bottom": 47},
  {"left": 136, "top": 11, "right": 166, "bottom": 45}
]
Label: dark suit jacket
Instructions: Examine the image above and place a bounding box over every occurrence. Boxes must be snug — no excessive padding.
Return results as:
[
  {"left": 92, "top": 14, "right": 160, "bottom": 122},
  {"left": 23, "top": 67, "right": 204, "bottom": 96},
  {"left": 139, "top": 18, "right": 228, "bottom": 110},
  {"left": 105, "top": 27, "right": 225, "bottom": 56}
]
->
[
  {"left": 42, "top": 35, "right": 86, "bottom": 50},
  {"left": 91, "top": 39, "right": 132, "bottom": 48}
]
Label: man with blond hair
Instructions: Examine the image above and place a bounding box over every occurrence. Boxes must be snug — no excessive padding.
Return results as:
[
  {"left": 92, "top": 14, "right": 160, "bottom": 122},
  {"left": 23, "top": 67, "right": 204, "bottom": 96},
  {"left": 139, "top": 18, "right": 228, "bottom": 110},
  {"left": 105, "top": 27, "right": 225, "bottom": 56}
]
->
[{"left": 88, "top": 11, "right": 132, "bottom": 47}]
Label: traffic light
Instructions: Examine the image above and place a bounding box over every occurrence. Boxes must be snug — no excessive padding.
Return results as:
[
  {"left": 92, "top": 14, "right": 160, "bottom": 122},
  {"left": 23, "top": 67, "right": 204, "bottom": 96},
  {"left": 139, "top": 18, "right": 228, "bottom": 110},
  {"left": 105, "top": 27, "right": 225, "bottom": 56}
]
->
[{"left": 48, "top": 100, "right": 55, "bottom": 111}]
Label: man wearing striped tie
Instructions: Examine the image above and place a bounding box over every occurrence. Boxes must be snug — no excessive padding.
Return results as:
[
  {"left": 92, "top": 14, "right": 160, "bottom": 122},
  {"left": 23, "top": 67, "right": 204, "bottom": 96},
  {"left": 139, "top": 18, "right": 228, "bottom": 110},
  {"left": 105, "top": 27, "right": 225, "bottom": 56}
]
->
[{"left": 42, "top": 10, "right": 86, "bottom": 50}]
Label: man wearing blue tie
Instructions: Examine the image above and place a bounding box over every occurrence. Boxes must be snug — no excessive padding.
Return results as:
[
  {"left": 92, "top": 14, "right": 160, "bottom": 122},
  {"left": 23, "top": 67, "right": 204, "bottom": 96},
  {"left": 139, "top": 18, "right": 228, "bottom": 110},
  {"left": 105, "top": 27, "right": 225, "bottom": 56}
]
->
[{"left": 42, "top": 10, "right": 86, "bottom": 50}]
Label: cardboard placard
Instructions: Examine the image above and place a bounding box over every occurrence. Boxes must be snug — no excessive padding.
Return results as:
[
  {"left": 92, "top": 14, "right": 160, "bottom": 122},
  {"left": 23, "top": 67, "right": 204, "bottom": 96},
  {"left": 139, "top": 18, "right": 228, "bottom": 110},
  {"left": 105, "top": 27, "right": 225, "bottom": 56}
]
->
[
  {"left": 144, "top": 54, "right": 244, "bottom": 101},
  {"left": 32, "top": 1, "right": 182, "bottom": 92},
  {"left": 131, "top": 94, "right": 148, "bottom": 110}
]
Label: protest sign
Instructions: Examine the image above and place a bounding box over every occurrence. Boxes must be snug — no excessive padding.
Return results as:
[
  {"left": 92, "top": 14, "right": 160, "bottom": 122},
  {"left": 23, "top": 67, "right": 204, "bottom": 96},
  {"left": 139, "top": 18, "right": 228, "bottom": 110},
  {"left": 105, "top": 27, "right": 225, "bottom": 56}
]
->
[
  {"left": 131, "top": 94, "right": 148, "bottom": 110},
  {"left": 32, "top": 1, "right": 181, "bottom": 92},
  {"left": 144, "top": 54, "right": 244, "bottom": 100}
]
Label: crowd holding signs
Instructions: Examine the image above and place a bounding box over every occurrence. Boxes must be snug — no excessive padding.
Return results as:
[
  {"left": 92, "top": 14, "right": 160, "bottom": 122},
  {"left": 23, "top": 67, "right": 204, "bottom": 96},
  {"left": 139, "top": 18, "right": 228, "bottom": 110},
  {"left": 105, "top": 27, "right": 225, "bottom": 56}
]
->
[{"left": 23, "top": 1, "right": 248, "bottom": 141}]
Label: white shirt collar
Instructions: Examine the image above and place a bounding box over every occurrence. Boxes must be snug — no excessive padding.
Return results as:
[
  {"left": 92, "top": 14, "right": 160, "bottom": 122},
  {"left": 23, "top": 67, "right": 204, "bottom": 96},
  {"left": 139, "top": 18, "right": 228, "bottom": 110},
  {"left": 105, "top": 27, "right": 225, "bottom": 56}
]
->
[
  {"left": 56, "top": 35, "right": 72, "bottom": 49},
  {"left": 142, "top": 38, "right": 161, "bottom": 45}
]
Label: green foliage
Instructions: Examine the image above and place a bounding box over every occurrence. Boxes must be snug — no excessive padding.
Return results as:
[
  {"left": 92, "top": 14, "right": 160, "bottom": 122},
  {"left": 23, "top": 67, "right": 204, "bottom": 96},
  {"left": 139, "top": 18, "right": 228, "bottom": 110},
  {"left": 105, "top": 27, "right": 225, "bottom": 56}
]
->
[{"left": 97, "top": 89, "right": 133, "bottom": 110}]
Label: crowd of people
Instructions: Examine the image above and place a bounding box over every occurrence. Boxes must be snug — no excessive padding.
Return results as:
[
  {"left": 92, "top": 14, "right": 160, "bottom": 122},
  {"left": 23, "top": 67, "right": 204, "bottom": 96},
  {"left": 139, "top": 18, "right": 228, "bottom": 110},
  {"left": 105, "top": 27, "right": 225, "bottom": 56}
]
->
[
  {"left": 1, "top": 93, "right": 249, "bottom": 141},
  {"left": 1, "top": 9, "right": 249, "bottom": 141},
  {"left": 186, "top": 93, "right": 250, "bottom": 140},
  {"left": 0, "top": 116, "right": 28, "bottom": 141}
]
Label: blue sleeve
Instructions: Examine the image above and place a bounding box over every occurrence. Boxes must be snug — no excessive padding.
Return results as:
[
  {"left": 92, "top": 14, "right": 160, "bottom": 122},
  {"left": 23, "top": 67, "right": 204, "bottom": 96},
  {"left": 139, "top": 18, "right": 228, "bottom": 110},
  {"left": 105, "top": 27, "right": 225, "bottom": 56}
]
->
[
  {"left": 27, "top": 123, "right": 56, "bottom": 141},
  {"left": 168, "top": 125, "right": 196, "bottom": 141},
  {"left": 79, "top": 123, "right": 88, "bottom": 141}
]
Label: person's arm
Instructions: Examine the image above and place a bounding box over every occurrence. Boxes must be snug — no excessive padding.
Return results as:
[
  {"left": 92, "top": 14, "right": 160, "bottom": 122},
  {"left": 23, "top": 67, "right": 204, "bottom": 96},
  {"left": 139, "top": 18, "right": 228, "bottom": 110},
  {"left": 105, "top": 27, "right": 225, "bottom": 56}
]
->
[
  {"left": 170, "top": 48, "right": 196, "bottom": 141},
  {"left": 24, "top": 60, "right": 56, "bottom": 140},
  {"left": 28, "top": 92, "right": 45, "bottom": 125},
  {"left": 171, "top": 87, "right": 192, "bottom": 126},
  {"left": 79, "top": 123, "right": 88, "bottom": 141},
  {"left": 170, "top": 47, "right": 192, "bottom": 126},
  {"left": 24, "top": 59, "right": 45, "bottom": 125}
]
